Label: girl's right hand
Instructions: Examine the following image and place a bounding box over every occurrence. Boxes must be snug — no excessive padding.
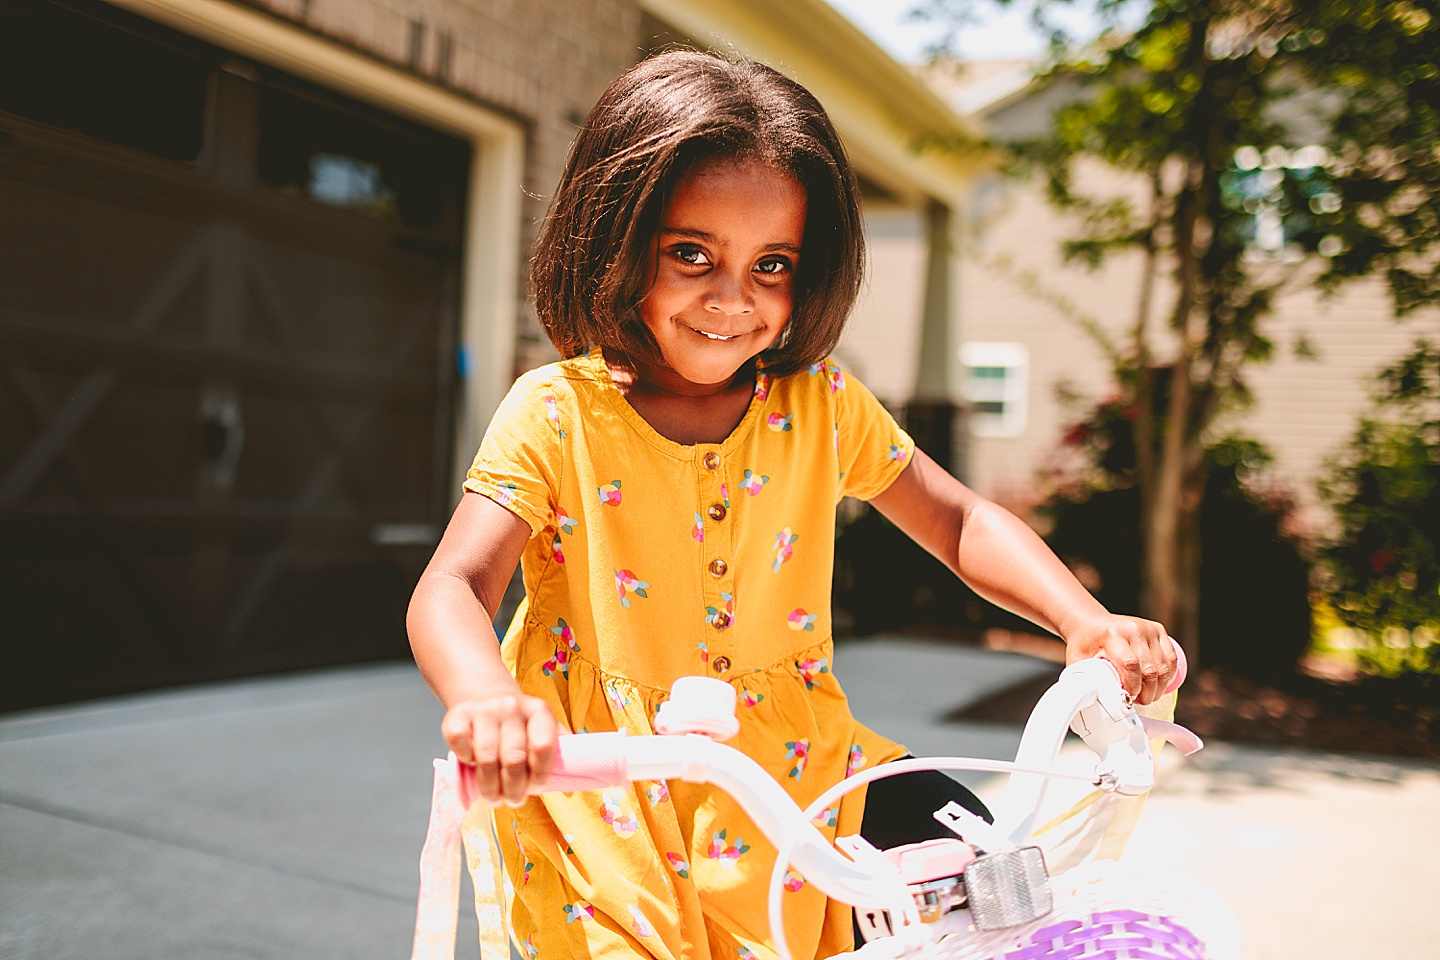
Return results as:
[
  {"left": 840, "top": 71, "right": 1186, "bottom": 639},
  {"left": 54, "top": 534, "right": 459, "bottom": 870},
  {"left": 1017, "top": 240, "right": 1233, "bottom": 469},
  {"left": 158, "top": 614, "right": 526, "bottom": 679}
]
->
[{"left": 440, "top": 692, "right": 561, "bottom": 806}]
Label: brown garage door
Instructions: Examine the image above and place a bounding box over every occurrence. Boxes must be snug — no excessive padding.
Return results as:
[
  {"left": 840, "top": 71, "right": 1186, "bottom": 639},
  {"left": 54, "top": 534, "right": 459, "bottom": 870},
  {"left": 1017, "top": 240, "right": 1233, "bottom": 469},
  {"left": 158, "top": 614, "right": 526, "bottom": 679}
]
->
[{"left": 0, "top": 0, "right": 471, "bottom": 709}]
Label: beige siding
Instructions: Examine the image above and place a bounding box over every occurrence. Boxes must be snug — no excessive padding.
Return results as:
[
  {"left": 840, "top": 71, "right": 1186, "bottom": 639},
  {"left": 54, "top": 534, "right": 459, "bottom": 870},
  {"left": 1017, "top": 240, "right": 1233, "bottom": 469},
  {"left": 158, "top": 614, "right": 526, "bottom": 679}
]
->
[
  {"left": 838, "top": 204, "right": 927, "bottom": 406},
  {"left": 958, "top": 165, "right": 1440, "bottom": 526},
  {"left": 960, "top": 163, "right": 1150, "bottom": 503},
  {"left": 1240, "top": 282, "right": 1438, "bottom": 530}
]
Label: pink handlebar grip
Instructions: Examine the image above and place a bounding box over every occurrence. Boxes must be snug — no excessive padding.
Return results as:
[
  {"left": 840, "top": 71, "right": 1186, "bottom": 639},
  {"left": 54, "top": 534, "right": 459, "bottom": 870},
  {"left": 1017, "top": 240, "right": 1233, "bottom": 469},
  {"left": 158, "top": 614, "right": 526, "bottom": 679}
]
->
[
  {"left": 1168, "top": 640, "right": 1188, "bottom": 694},
  {"left": 456, "top": 733, "right": 631, "bottom": 809}
]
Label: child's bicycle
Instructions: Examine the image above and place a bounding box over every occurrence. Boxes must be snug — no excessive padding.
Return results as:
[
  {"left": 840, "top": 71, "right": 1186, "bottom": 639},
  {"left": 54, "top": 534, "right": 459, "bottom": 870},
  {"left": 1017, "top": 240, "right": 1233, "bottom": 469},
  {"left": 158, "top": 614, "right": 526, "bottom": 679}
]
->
[{"left": 412, "top": 645, "right": 1239, "bottom": 960}]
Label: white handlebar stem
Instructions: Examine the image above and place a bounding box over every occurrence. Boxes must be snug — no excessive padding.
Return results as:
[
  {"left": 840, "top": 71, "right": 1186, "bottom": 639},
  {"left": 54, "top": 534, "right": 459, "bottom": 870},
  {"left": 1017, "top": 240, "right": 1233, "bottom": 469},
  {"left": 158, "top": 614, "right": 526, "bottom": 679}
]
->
[{"left": 992, "top": 658, "right": 1148, "bottom": 846}]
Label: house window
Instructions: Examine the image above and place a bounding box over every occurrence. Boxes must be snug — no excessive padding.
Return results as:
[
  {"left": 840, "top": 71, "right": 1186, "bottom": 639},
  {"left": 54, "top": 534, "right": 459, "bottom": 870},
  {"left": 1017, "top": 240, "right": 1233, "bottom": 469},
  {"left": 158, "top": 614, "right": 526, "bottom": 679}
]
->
[
  {"left": 961, "top": 342, "right": 1028, "bottom": 437},
  {"left": 1225, "top": 144, "right": 1341, "bottom": 262}
]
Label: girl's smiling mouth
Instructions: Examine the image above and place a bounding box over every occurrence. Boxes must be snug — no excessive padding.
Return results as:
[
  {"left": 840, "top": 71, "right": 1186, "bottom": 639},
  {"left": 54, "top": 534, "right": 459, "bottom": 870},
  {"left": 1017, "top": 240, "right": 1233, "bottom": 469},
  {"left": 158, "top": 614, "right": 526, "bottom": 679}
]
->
[{"left": 686, "top": 324, "right": 741, "bottom": 341}]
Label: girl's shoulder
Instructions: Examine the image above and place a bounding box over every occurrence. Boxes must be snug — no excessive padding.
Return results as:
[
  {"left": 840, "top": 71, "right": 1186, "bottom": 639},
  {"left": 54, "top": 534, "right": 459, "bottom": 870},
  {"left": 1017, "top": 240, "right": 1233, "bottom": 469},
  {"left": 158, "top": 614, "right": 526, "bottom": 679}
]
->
[
  {"left": 501, "top": 352, "right": 608, "bottom": 403},
  {"left": 515, "top": 351, "right": 601, "bottom": 383},
  {"left": 765, "top": 355, "right": 854, "bottom": 402}
]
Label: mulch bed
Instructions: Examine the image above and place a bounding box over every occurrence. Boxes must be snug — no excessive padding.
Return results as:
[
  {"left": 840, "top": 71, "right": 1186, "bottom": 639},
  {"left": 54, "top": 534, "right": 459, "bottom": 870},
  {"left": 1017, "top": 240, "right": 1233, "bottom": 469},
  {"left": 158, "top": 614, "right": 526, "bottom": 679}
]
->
[
  {"left": 946, "top": 658, "right": 1440, "bottom": 760},
  {"left": 1173, "top": 667, "right": 1440, "bottom": 760}
]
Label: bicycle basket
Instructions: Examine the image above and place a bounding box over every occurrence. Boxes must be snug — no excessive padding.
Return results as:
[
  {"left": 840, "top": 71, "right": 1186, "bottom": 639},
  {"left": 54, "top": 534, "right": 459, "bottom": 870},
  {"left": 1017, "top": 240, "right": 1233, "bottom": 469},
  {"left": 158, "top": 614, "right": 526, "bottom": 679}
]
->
[{"left": 845, "top": 860, "right": 1239, "bottom": 960}]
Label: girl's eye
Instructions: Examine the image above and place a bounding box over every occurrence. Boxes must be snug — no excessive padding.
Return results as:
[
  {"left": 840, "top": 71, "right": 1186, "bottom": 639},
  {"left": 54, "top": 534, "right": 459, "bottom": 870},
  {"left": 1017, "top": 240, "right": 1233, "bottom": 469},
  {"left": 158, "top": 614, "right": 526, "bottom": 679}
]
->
[
  {"left": 673, "top": 246, "right": 710, "bottom": 266},
  {"left": 755, "top": 257, "right": 792, "bottom": 276}
]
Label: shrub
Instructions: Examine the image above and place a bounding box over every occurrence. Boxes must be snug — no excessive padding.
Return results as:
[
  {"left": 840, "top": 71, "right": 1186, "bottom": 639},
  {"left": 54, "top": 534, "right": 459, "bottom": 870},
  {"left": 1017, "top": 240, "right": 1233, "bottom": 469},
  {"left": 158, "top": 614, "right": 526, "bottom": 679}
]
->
[
  {"left": 1319, "top": 341, "right": 1440, "bottom": 676},
  {"left": 1039, "top": 394, "right": 1312, "bottom": 684}
]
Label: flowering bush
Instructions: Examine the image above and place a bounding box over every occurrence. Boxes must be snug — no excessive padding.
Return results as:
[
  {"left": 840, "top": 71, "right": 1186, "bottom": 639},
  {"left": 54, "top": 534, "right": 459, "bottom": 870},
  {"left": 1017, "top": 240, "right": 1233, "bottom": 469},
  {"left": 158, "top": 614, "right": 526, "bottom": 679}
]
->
[{"left": 1039, "top": 377, "right": 1312, "bottom": 682}]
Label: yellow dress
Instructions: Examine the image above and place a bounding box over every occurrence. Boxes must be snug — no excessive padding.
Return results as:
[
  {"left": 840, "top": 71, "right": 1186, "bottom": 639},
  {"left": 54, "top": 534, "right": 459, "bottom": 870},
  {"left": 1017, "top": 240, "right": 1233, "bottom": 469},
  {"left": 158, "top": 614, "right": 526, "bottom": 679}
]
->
[{"left": 464, "top": 349, "right": 913, "bottom": 960}]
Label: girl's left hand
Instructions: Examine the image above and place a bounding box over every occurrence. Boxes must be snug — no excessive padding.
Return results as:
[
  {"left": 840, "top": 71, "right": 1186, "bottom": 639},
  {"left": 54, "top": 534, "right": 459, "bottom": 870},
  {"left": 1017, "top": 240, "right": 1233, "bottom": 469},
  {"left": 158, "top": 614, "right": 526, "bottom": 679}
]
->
[{"left": 1062, "top": 614, "right": 1177, "bottom": 705}]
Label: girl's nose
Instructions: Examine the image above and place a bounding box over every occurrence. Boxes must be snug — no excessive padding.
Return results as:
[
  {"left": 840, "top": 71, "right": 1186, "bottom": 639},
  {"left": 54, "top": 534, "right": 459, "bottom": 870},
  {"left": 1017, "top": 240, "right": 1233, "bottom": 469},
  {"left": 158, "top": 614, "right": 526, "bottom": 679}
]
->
[{"left": 702, "top": 271, "right": 754, "bottom": 314}]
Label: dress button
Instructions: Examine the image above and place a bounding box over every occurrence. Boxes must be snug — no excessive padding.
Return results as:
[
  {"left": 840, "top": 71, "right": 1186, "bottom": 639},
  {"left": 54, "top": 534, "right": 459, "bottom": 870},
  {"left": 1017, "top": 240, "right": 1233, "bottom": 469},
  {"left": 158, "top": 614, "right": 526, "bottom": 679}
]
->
[
  {"left": 712, "top": 655, "right": 732, "bottom": 672},
  {"left": 703, "top": 452, "right": 720, "bottom": 470},
  {"left": 708, "top": 558, "right": 727, "bottom": 578},
  {"left": 707, "top": 503, "right": 727, "bottom": 522},
  {"left": 712, "top": 612, "right": 732, "bottom": 630}
]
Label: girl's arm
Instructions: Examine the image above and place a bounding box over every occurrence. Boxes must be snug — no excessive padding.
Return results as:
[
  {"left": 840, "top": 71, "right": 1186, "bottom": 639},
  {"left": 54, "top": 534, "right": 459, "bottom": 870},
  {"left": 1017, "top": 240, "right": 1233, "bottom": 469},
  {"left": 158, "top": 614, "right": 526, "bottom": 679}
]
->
[
  {"left": 407, "top": 491, "right": 560, "bottom": 805},
  {"left": 868, "top": 449, "right": 1177, "bottom": 704}
]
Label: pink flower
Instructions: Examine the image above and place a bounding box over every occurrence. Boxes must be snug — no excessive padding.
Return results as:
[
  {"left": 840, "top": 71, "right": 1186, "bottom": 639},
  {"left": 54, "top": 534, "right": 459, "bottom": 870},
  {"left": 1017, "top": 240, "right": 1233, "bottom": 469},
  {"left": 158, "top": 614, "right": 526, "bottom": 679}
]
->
[
  {"left": 556, "top": 509, "right": 579, "bottom": 535},
  {"left": 550, "top": 618, "right": 579, "bottom": 651},
  {"left": 796, "top": 657, "right": 830, "bottom": 690},
  {"left": 772, "top": 528, "right": 798, "bottom": 572},
  {"left": 846, "top": 743, "right": 867, "bottom": 777},
  {"left": 785, "top": 738, "right": 810, "bottom": 780},
  {"left": 543, "top": 394, "right": 565, "bottom": 437},
  {"left": 541, "top": 648, "right": 569, "bottom": 679},
  {"left": 707, "top": 829, "right": 750, "bottom": 865},
  {"left": 600, "top": 791, "right": 638, "bottom": 838},
  {"left": 629, "top": 905, "right": 654, "bottom": 938},
  {"left": 615, "top": 569, "right": 649, "bottom": 607}
]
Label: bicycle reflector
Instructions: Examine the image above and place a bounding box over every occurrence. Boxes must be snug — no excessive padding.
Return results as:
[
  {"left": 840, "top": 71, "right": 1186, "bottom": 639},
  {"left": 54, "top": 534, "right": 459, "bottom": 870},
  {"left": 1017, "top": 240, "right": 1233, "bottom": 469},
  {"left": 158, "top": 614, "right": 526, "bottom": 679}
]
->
[{"left": 964, "top": 845, "right": 1053, "bottom": 931}]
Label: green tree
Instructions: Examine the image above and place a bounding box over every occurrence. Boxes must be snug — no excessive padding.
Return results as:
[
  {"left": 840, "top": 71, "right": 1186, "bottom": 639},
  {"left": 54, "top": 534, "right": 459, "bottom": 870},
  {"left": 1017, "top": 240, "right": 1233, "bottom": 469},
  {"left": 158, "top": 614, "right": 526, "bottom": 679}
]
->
[{"left": 916, "top": 0, "right": 1440, "bottom": 663}]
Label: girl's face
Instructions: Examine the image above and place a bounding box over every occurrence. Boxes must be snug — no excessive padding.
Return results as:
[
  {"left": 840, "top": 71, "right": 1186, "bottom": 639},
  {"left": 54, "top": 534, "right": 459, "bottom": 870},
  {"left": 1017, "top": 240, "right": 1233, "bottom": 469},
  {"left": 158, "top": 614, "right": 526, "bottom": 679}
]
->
[{"left": 638, "top": 160, "right": 807, "bottom": 393}]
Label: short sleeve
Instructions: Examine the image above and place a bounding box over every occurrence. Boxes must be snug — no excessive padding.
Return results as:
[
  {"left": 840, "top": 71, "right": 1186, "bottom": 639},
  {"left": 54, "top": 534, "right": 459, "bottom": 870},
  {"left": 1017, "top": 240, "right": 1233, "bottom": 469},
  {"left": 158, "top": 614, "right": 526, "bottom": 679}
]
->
[
  {"left": 833, "top": 362, "right": 915, "bottom": 502},
  {"left": 463, "top": 370, "right": 563, "bottom": 537}
]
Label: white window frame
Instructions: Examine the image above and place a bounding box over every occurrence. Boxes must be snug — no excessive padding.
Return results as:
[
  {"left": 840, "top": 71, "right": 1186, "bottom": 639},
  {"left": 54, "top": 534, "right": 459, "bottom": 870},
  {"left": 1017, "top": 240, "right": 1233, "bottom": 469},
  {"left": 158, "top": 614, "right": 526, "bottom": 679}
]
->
[{"left": 960, "top": 342, "right": 1029, "bottom": 438}]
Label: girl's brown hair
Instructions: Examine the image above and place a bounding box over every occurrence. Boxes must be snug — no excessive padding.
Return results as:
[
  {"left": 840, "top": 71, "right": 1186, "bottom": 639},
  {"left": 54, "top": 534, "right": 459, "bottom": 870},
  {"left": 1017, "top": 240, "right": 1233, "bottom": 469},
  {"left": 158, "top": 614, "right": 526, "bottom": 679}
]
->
[{"left": 530, "top": 49, "right": 865, "bottom": 377}]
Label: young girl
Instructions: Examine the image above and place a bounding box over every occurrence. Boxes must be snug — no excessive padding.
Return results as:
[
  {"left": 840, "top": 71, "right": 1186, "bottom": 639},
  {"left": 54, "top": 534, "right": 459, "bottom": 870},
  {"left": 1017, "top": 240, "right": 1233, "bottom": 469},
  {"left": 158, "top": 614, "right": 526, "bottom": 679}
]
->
[{"left": 408, "top": 49, "right": 1176, "bottom": 960}]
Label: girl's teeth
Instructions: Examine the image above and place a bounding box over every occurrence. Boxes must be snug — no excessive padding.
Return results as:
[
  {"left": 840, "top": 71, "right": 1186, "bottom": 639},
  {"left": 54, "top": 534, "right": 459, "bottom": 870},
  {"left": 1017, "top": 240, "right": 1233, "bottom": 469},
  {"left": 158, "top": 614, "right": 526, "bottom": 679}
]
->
[{"left": 698, "top": 330, "right": 735, "bottom": 341}]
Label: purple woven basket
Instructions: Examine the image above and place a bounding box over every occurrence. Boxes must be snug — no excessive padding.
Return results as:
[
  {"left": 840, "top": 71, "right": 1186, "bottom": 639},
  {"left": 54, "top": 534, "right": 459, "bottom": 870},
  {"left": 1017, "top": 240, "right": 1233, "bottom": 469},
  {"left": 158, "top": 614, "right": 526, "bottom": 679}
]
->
[{"left": 988, "top": 910, "right": 1208, "bottom": 960}]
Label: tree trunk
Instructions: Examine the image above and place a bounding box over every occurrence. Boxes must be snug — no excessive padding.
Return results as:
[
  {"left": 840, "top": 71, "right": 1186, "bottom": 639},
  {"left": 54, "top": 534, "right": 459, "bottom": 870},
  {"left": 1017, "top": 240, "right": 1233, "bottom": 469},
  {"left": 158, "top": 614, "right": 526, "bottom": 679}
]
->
[
  {"left": 1174, "top": 458, "right": 1205, "bottom": 663},
  {"left": 1141, "top": 359, "right": 1191, "bottom": 651},
  {"left": 1140, "top": 146, "right": 1209, "bottom": 661},
  {"left": 1132, "top": 169, "right": 1163, "bottom": 561},
  {"left": 1140, "top": 368, "right": 1207, "bottom": 662}
]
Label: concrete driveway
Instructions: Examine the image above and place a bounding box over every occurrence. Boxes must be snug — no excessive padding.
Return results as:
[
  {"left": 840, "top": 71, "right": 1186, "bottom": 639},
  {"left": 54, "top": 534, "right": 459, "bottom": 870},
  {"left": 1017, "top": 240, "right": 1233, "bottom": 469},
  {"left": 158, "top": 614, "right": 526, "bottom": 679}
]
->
[{"left": 2, "top": 636, "right": 1435, "bottom": 959}]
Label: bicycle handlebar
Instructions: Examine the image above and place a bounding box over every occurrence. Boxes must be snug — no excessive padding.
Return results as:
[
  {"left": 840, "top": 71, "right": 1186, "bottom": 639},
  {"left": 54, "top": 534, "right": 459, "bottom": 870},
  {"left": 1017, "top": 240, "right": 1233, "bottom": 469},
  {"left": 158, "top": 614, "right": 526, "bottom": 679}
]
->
[
  {"left": 453, "top": 642, "right": 1199, "bottom": 911},
  {"left": 424, "top": 643, "right": 1209, "bottom": 960},
  {"left": 455, "top": 732, "right": 632, "bottom": 811}
]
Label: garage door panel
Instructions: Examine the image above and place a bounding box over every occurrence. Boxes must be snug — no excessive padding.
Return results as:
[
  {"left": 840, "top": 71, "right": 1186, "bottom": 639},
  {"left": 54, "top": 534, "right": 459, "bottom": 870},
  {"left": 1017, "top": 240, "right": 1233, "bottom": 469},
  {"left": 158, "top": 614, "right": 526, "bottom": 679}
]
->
[{"left": 0, "top": 0, "right": 467, "bottom": 710}]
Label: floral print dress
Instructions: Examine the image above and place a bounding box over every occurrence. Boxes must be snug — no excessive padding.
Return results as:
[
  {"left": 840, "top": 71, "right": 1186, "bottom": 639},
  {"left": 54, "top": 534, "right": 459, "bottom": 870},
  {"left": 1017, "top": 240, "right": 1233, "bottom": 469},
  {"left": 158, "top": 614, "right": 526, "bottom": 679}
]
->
[{"left": 464, "top": 349, "right": 915, "bottom": 960}]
